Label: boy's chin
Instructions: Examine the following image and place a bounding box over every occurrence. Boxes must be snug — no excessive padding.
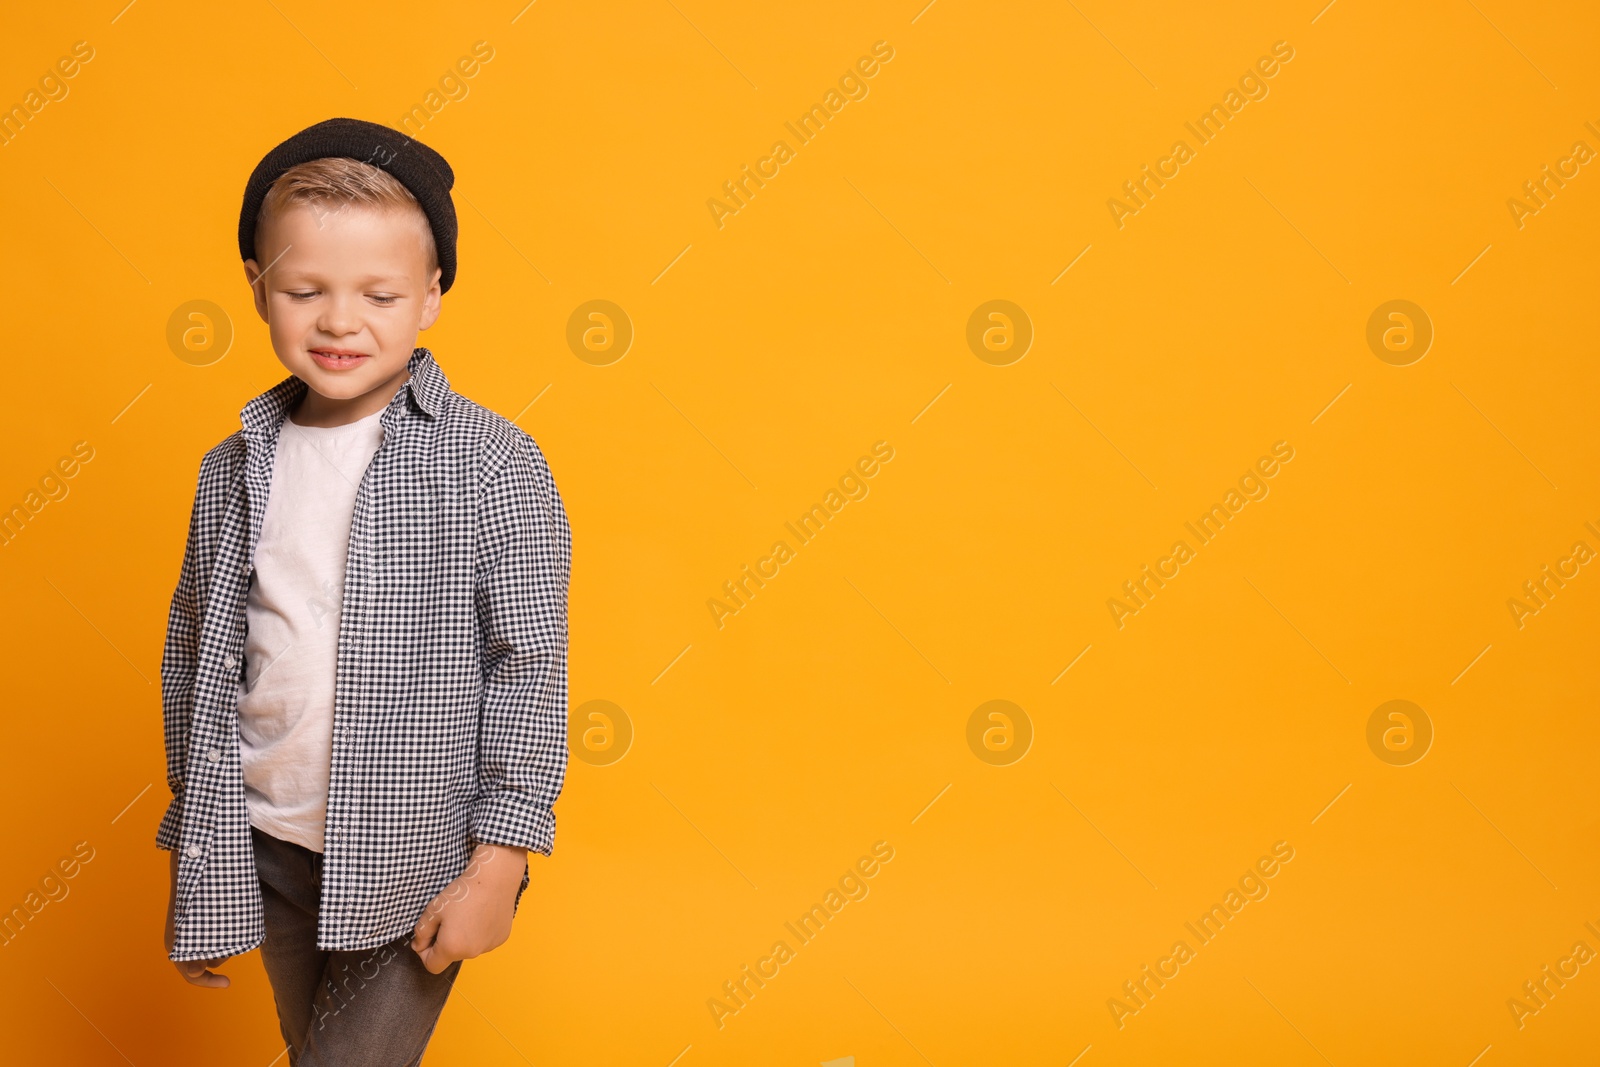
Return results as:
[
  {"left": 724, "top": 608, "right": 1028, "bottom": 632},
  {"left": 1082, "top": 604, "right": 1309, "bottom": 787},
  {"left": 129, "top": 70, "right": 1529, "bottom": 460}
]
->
[{"left": 284, "top": 354, "right": 405, "bottom": 395}]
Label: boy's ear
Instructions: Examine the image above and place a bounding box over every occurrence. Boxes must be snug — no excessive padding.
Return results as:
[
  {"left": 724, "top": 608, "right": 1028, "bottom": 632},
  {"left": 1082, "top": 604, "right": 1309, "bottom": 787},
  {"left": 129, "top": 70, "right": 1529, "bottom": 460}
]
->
[
  {"left": 418, "top": 266, "right": 443, "bottom": 330},
  {"left": 243, "top": 259, "right": 271, "bottom": 323}
]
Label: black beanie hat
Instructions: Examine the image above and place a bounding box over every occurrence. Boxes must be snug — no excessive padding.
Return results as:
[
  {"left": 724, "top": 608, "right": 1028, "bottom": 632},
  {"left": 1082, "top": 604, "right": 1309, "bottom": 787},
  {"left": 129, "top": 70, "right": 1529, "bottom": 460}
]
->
[{"left": 238, "top": 117, "right": 459, "bottom": 292}]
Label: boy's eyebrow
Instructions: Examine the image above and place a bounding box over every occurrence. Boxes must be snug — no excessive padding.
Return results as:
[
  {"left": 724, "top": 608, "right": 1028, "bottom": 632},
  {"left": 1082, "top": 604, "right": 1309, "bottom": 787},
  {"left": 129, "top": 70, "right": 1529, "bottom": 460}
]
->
[{"left": 272, "top": 269, "right": 414, "bottom": 285}]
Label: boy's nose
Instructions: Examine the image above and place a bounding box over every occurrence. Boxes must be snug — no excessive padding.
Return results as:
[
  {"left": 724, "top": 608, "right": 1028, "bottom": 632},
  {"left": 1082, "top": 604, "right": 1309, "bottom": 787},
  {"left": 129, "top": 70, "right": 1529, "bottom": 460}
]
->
[{"left": 317, "top": 295, "right": 360, "bottom": 335}]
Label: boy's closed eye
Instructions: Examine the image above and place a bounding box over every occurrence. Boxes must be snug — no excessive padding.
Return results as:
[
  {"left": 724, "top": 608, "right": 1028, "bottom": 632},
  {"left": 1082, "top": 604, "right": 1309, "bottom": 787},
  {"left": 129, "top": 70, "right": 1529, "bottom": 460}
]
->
[{"left": 283, "top": 290, "right": 401, "bottom": 306}]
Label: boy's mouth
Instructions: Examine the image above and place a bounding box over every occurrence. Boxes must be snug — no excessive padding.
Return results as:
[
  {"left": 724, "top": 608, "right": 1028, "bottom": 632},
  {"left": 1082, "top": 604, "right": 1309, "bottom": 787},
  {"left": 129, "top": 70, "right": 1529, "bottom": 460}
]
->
[{"left": 309, "top": 347, "right": 370, "bottom": 370}]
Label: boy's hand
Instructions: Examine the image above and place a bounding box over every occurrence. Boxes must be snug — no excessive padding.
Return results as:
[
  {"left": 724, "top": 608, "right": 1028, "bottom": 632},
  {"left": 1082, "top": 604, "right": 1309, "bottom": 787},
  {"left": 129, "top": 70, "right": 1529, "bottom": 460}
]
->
[
  {"left": 164, "top": 849, "right": 231, "bottom": 988},
  {"left": 410, "top": 842, "right": 528, "bottom": 974}
]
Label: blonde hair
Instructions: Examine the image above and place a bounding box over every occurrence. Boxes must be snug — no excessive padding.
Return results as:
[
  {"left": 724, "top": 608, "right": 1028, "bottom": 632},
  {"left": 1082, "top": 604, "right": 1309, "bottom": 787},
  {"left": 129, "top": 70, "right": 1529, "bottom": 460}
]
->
[{"left": 256, "top": 156, "right": 438, "bottom": 279}]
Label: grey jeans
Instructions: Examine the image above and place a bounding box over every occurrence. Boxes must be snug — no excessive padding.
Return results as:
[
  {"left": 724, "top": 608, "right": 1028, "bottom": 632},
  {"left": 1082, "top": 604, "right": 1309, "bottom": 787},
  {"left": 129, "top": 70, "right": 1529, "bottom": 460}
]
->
[{"left": 251, "top": 825, "right": 461, "bottom": 1066}]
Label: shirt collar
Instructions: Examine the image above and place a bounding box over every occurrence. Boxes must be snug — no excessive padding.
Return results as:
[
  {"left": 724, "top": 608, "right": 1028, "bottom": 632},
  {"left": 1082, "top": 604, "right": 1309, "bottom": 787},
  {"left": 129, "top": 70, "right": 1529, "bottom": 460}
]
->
[{"left": 239, "top": 347, "right": 449, "bottom": 442}]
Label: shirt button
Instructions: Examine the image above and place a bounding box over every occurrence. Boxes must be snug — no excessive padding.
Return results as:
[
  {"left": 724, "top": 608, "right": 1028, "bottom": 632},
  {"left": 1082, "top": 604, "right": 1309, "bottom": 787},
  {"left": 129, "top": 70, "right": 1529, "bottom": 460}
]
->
[
  {"left": 223, "top": 654, "right": 237, "bottom": 669},
  {"left": 185, "top": 844, "right": 202, "bottom": 858},
  {"left": 206, "top": 748, "right": 221, "bottom": 762}
]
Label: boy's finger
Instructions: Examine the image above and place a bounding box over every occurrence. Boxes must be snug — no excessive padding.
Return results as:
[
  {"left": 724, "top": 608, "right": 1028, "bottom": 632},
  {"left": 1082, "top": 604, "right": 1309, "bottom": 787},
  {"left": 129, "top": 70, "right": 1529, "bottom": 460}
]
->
[
  {"left": 410, "top": 903, "right": 442, "bottom": 951},
  {"left": 198, "top": 969, "right": 231, "bottom": 989},
  {"left": 176, "top": 960, "right": 231, "bottom": 988},
  {"left": 415, "top": 943, "right": 453, "bottom": 975}
]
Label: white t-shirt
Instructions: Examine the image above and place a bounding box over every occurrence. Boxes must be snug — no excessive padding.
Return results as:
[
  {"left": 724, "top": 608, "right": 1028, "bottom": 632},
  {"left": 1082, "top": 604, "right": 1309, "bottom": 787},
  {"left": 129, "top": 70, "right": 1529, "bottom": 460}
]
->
[{"left": 237, "top": 406, "right": 386, "bottom": 852}]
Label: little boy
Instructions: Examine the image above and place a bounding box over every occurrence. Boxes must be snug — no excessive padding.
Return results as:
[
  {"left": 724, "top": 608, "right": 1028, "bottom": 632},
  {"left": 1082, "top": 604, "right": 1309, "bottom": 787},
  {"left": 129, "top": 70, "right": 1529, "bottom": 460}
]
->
[{"left": 157, "top": 117, "right": 571, "bottom": 1065}]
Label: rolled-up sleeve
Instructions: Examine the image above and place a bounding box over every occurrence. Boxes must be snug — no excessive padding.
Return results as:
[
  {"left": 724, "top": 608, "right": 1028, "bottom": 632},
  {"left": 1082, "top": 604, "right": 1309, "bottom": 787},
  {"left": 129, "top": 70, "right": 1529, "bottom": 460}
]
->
[{"left": 469, "top": 432, "right": 572, "bottom": 857}]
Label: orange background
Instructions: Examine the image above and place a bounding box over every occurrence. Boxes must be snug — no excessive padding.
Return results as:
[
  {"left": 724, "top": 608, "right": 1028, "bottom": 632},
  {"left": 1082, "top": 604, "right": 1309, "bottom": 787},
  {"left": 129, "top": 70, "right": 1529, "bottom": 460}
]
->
[{"left": 2, "top": 1, "right": 1598, "bottom": 1064}]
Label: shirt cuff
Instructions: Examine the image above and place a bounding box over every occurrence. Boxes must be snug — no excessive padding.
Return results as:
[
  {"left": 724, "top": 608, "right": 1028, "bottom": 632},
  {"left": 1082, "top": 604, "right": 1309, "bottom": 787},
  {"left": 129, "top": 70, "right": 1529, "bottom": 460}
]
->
[
  {"left": 467, "top": 792, "right": 555, "bottom": 857},
  {"left": 155, "top": 793, "right": 184, "bottom": 851}
]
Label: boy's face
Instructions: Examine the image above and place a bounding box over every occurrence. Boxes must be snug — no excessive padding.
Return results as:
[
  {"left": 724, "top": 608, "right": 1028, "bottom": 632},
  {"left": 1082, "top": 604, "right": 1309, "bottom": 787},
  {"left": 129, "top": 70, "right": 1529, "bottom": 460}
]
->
[{"left": 244, "top": 198, "right": 442, "bottom": 418}]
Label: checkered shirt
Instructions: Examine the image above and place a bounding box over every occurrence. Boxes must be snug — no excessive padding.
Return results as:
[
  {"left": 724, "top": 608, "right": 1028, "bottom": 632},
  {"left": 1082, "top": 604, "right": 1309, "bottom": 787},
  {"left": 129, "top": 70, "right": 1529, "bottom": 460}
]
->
[{"left": 158, "top": 346, "right": 571, "bottom": 962}]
